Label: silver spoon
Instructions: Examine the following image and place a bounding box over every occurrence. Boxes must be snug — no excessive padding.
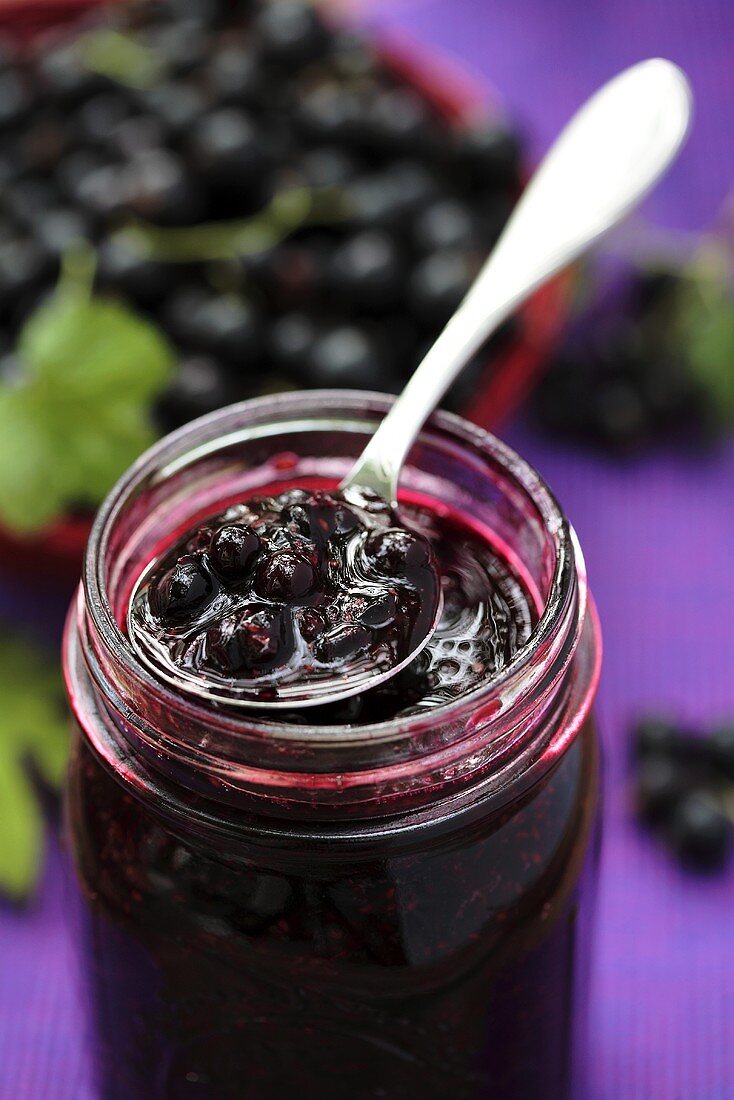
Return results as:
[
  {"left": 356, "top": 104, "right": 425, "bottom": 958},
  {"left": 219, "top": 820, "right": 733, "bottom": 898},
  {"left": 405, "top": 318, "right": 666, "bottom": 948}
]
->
[
  {"left": 130, "top": 58, "right": 692, "bottom": 710},
  {"left": 344, "top": 57, "right": 692, "bottom": 502}
]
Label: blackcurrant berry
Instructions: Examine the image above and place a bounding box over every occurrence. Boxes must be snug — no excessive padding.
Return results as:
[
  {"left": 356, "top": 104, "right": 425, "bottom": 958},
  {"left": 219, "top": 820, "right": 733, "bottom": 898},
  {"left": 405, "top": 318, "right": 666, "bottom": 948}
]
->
[
  {"left": 151, "top": 555, "right": 216, "bottom": 623},
  {"left": 123, "top": 149, "right": 205, "bottom": 227},
  {"left": 189, "top": 108, "right": 273, "bottom": 196},
  {"left": 263, "top": 243, "right": 329, "bottom": 308},
  {"left": 155, "top": 355, "right": 238, "bottom": 432},
  {"left": 593, "top": 381, "right": 648, "bottom": 450},
  {"left": 413, "top": 199, "right": 478, "bottom": 253},
  {"left": 300, "top": 146, "right": 359, "bottom": 188},
  {"left": 0, "top": 69, "right": 31, "bottom": 128},
  {"left": 295, "top": 607, "right": 325, "bottom": 642},
  {"left": 254, "top": 550, "right": 317, "bottom": 603},
  {"left": 255, "top": 1, "right": 329, "bottom": 67},
  {"left": 186, "top": 294, "right": 261, "bottom": 365},
  {"left": 4, "top": 179, "right": 59, "bottom": 231},
  {"left": 210, "top": 524, "right": 261, "bottom": 579},
  {"left": 75, "top": 92, "right": 131, "bottom": 147},
  {"left": 148, "top": 19, "right": 210, "bottom": 75},
  {"left": 328, "top": 30, "right": 378, "bottom": 80},
  {"left": 74, "top": 162, "right": 128, "bottom": 222},
  {"left": 161, "top": 287, "right": 210, "bottom": 344},
  {"left": 632, "top": 716, "right": 686, "bottom": 759},
  {"left": 409, "top": 248, "right": 477, "bottom": 324},
  {"left": 97, "top": 230, "right": 170, "bottom": 305},
  {"left": 364, "top": 528, "right": 431, "bottom": 576},
  {"left": 634, "top": 755, "right": 685, "bottom": 824},
  {"left": 328, "top": 229, "right": 404, "bottom": 311},
  {"left": 205, "top": 46, "right": 263, "bottom": 107},
  {"left": 455, "top": 120, "right": 521, "bottom": 188},
  {"left": 205, "top": 606, "right": 293, "bottom": 674},
  {"left": 707, "top": 725, "right": 734, "bottom": 780},
  {"left": 305, "top": 324, "right": 391, "bottom": 390},
  {"left": 297, "top": 82, "right": 368, "bottom": 147},
  {"left": 366, "top": 87, "right": 439, "bottom": 157},
  {"left": 667, "top": 790, "right": 732, "bottom": 872},
  {"left": 37, "top": 41, "right": 108, "bottom": 103},
  {"left": 267, "top": 312, "right": 318, "bottom": 376},
  {"left": 0, "top": 237, "right": 51, "bottom": 305},
  {"left": 137, "top": 82, "right": 208, "bottom": 140},
  {"left": 19, "top": 115, "right": 71, "bottom": 176},
  {"left": 107, "top": 115, "right": 165, "bottom": 159}
]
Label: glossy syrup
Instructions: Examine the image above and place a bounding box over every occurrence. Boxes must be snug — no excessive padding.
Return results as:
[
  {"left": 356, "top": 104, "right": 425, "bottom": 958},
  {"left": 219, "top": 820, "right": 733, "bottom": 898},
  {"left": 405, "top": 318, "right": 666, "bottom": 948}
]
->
[{"left": 126, "top": 486, "right": 535, "bottom": 723}]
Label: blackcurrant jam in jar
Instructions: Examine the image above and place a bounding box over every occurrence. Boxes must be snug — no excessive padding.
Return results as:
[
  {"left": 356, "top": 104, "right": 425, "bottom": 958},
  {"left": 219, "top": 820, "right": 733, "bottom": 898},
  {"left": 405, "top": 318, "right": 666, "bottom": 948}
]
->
[{"left": 63, "top": 392, "right": 601, "bottom": 1100}]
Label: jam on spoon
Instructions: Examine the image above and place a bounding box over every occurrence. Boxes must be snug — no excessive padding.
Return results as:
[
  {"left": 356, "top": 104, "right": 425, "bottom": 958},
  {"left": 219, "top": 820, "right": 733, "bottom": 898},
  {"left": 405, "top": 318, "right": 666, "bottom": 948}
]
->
[{"left": 128, "top": 486, "right": 441, "bottom": 706}]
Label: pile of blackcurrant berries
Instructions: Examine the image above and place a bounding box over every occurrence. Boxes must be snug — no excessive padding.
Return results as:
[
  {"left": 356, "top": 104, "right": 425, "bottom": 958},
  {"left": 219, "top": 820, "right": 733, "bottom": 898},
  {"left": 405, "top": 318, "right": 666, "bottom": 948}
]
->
[
  {"left": 632, "top": 715, "right": 734, "bottom": 871},
  {"left": 535, "top": 269, "right": 708, "bottom": 453},
  {"left": 0, "top": 0, "right": 524, "bottom": 431}
]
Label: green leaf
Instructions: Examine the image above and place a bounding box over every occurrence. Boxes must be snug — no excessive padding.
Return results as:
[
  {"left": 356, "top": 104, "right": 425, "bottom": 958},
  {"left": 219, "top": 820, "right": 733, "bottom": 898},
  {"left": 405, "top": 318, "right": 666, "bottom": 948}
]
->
[
  {"left": 0, "top": 747, "right": 43, "bottom": 901},
  {"left": 0, "top": 635, "right": 70, "bottom": 790},
  {"left": 20, "top": 294, "right": 174, "bottom": 405},
  {"left": 50, "top": 399, "right": 156, "bottom": 506},
  {"left": 0, "top": 389, "right": 70, "bottom": 533},
  {"left": 27, "top": 723, "right": 70, "bottom": 790},
  {"left": 0, "top": 631, "right": 69, "bottom": 899},
  {"left": 0, "top": 285, "right": 174, "bottom": 534}
]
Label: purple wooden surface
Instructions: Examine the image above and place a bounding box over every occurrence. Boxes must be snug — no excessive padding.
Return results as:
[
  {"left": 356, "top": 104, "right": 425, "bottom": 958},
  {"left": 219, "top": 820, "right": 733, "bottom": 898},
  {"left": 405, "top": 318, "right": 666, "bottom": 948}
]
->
[{"left": 2, "top": 1, "right": 734, "bottom": 1097}]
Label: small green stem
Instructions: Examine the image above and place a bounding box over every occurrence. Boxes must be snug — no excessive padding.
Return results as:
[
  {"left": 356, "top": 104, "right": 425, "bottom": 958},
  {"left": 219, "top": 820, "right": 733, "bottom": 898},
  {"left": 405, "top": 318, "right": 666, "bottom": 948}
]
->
[
  {"left": 58, "top": 243, "right": 97, "bottom": 304},
  {"left": 124, "top": 185, "right": 351, "bottom": 264}
]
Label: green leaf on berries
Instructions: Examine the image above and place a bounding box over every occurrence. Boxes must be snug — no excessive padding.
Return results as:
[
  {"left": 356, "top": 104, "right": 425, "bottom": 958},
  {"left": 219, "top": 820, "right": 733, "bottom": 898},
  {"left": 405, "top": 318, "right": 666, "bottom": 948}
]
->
[
  {"left": 0, "top": 277, "right": 174, "bottom": 534},
  {"left": 0, "top": 631, "right": 70, "bottom": 900}
]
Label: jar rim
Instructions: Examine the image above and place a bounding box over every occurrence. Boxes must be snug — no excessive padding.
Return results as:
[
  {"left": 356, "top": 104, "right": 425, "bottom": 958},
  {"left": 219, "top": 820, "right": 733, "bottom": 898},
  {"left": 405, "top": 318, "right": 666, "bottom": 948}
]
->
[{"left": 82, "top": 390, "right": 585, "bottom": 753}]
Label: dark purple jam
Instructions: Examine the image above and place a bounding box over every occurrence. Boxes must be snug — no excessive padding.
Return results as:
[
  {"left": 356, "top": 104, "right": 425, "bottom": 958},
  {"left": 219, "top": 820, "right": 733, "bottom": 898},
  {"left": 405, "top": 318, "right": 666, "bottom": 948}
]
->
[{"left": 129, "top": 487, "right": 441, "bottom": 704}]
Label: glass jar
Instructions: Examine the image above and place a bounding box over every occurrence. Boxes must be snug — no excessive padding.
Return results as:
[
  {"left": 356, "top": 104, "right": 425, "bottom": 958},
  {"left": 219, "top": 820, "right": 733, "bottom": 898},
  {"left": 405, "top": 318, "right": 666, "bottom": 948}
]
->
[{"left": 63, "top": 391, "right": 601, "bottom": 1100}]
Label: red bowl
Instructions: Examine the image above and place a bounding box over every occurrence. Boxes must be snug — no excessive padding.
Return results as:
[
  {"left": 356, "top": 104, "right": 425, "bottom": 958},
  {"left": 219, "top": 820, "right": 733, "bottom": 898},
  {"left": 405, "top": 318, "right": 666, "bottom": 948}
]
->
[{"left": 0, "top": 5, "right": 569, "bottom": 586}]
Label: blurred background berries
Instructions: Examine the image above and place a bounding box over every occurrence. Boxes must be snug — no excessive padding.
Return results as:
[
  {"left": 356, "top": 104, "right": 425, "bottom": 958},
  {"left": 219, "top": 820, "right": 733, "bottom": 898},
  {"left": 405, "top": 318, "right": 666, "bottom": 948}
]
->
[
  {"left": 632, "top": 715, "right": 734, "bottom": 872},
  {"left": 535, "top": 241, "right": 734, "bottom": 454},
  {"left": 0, "top": 0, "right": 529, "bottom": 538}
]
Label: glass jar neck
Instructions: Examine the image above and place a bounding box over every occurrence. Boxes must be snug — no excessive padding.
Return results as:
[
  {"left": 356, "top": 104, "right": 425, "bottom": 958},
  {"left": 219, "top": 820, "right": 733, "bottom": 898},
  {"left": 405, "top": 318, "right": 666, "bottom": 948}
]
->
[{"left": 65, "top": 391, "right": 600, "bottom": 823}]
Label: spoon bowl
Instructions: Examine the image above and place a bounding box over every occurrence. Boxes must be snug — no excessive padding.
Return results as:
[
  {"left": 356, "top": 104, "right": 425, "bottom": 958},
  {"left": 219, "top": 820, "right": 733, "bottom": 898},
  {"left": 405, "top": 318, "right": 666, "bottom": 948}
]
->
[{"left": 129, "top": 551, "right": 444, "bottom": 711}]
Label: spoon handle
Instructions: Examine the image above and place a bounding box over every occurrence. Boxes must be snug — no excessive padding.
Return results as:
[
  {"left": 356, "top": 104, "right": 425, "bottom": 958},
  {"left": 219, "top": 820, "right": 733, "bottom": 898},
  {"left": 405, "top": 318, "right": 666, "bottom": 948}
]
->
[{"left": 343, "top": 58, "right": 692, "bottom": 502}]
